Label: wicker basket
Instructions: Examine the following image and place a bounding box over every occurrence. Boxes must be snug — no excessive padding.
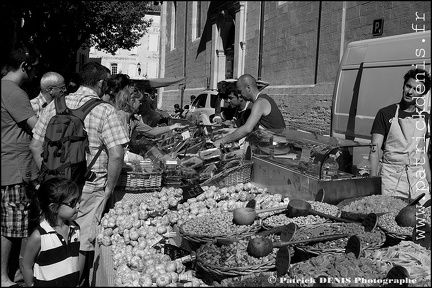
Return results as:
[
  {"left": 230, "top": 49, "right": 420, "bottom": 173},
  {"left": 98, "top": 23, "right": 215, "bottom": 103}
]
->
[
  {"left": 291, "top": 222, "right": 386, "bottom": 258},
  {"left": 196, "top": 240, "right": 276, "bottom": 282},
  {"left": 178, "top": 221, "right": 261, "bottom": 248},
  {"left": 116, "top": 170, "right": 162, "bottom": 191},
  {"left": 337, "top": 195, "right": 408, "bottom": 221},
  {"left": 377, "top": 212, "right": 413, "bottom": 245},
  {"left": 201, "top": 160, "right": 253, "bottom": 188}
]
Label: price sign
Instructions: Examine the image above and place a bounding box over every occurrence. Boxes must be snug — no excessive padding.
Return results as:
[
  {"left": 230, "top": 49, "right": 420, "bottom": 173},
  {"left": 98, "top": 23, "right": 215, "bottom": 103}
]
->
[
  {"left": 181, "top": 130, "right": 191, "bottom": 140},
  {"left": 300, "top": 148, "right": 311, "bottom": 162}
]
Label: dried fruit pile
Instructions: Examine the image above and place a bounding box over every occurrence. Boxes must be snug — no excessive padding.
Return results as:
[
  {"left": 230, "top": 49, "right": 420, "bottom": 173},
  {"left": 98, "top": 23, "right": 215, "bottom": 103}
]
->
[
  {"left": 198, "top": 235, "right": 278, "bottom": 268},
  {"left": 363, "top": 241, "right": 430, "bottom": 286},
  {"left": 292, "top": 223, "right": 385, "bottom": 251},
  {"left": 289, "top": 252, "right": 387, "bottom": 287},
  {"left": 180, "top": 212, "right": 258, "bottom": 238},
  {"left": 263, "top": 214, "right": 328, "bottom": 228}
]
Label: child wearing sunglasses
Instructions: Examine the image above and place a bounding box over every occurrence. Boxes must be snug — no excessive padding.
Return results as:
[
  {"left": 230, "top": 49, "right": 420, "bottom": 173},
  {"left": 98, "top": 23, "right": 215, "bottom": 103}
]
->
[{"left": 22, "top": 178, "right": 81, "bottom": 287}]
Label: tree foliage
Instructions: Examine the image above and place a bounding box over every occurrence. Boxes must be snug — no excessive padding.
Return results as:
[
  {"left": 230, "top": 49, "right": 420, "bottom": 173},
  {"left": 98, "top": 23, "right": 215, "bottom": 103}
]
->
[{"left": 1, "top": 0, "right": 154, "bottom": 72}]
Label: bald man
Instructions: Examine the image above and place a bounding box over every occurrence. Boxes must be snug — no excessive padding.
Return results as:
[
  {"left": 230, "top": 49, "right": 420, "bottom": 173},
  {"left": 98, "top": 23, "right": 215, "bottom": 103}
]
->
[
  {"left": 30, "top": 71, "right": 66, "bottom": 118},
  {"left": 214, "top": 74, "right": 286, "bottom": 146}
]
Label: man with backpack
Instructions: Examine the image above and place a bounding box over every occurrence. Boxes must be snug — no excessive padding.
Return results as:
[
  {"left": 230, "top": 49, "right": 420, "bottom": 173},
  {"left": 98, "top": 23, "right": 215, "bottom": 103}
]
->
[{"left": 30, "top": 62, "right": 129, "bottom": 286}]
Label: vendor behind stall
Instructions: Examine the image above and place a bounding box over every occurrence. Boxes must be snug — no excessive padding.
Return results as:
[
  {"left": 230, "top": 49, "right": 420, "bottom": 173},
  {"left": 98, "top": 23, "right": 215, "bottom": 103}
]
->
[
  {"left": 214, "top": 81, "right": 253, "bottom": 128},
  {"left": 213, "top": 74, "right": 286, "bottom": 146}
]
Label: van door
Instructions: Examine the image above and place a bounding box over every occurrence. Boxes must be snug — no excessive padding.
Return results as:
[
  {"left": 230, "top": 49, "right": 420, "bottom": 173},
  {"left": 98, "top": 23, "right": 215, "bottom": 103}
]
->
[{"left": 331, "top": 31, "right": 431, "bottom": 166}]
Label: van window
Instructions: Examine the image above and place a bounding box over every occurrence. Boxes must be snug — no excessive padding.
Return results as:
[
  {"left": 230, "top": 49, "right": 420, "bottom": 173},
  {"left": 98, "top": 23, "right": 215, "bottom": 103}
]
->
[
  {"left": 195, "top": 94, "right": 207, "bottom": 108},
  {"left": 210, "top": 94, "right": 218, "bottom": 108}
]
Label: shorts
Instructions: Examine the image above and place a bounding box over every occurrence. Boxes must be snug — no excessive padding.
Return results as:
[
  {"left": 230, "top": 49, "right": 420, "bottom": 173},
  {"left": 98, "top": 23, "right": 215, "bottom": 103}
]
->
[
  {"left": 1, "top": 184, "right": 31, "bottom": 238},
  {"left": 76, "top": 181, "right": 110, "bottom": 251}
]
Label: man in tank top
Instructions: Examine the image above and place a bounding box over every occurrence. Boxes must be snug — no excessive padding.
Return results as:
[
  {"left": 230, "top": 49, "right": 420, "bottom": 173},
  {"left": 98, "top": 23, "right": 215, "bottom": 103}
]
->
[{"left": 214, "top": 74, "right": 286, "bottom": 146}]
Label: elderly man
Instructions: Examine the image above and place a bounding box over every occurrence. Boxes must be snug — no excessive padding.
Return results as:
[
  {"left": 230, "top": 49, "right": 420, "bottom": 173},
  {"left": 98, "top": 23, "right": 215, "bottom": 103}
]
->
[
  {"left": 30, "top": 62, "right": 129, "bottom": 286},
  {"left": 214, "top": 74, "right": 286, "bottom": 146},
  {"left": 30, "top": 71, "right": 66, "bottom": 117}
]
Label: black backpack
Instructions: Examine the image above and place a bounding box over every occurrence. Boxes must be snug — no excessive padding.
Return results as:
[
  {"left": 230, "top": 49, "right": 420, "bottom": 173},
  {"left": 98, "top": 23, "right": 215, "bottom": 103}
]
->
[{"left": 38, "top": 97, "right": 104, "bottom": 189}]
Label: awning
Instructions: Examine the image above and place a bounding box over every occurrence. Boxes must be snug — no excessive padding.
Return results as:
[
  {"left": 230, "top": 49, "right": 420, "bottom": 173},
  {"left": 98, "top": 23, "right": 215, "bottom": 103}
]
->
[{"left": 130, "top": 76, "right": 186, "bottom": 90}]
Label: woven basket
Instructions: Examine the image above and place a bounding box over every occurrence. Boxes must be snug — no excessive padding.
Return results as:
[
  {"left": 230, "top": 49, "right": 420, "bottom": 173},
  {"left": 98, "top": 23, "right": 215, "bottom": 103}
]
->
[
  {"left": 116, "top": 170, "right": 162, "bottom": 191},
  {"left": 377, "top": 212, "right": 413, "bottom": 245},
  {"left": 196, "top": 240, "right": 275, "bottom": 282},
  {"left": 201, "top": 160, "right": 253, "bottom": 188},
  {"left": 178, "top": 221, "right": 261, "bottom": 247},
  {"left": 337, "top": 196, "right": 408, "bottom": 222},
  {"left": 291, "top": 223, "right": 386, "bottom": 258}
]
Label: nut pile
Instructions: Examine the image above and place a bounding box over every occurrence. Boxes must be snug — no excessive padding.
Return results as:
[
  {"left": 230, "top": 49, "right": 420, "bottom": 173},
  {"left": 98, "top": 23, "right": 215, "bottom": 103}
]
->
[
  {"left": 378, "top": 206, "right": 431, "bottom": 236},
  {"left": 263, "top": 214, "right": 328, "bottom": 228},
  {"left": 180, "top": 212, "right": 258, "bottom": 237},
  {"left": 289, "top": 252, "right": 387, "bottom": 287},
  {"left": 340, "top": 195, "right": 407, "bottom": 215},
  {"left": 308, "top": 201, "right": 341, "bottom": 217},
  {"left": 292, "top": 223, "right": 385, "bottom": 250}
]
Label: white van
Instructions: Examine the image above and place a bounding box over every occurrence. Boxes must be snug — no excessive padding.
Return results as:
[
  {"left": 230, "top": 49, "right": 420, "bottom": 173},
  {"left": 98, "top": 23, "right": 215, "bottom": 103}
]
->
[{"left": 331, "top": 31, "right": 431, "bottom": 166}]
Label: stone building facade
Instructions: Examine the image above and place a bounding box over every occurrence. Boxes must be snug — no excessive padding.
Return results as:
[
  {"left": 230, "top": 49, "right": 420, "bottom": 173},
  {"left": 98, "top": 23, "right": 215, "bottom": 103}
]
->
[
  {"left": 158, "top": 1, "right": 431, "bottom": 135},
  {"left": 90, "top": 14, "right": 160, "bottom": 80}
]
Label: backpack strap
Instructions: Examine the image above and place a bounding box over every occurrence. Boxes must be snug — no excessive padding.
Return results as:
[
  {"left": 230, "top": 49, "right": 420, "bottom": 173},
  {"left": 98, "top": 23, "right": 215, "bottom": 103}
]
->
[
  {"left": 54, "top": 96, "right": 68, "bottom": 114},
  {"left": 72, "top": 98, "right": 104, "bottom": 121}
]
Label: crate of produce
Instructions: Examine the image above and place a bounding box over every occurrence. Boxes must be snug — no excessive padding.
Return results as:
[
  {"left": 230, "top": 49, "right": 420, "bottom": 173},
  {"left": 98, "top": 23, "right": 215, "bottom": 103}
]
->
[
  {"left": 116, "top": 161, "right": 163, "bottom": 192},
  {"left": 201, "top": 160, "right": 253, "bottom": 188}
]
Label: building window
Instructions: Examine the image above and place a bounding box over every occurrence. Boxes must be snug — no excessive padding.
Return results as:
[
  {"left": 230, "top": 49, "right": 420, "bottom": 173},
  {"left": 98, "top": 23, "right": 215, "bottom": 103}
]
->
[
  {"left": 111, "top": 63, "right": 118, "bottom": 75},
  {"left": 170, "top": 2, "right": 176, "bottom": 50},
  {"left": 192, "top": 1, "right": 202, "bottom": 40}
]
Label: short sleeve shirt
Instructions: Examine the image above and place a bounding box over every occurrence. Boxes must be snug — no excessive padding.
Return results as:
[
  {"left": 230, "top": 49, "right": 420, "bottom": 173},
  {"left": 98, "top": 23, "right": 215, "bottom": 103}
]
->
[
  {"left": 371, "top": 103, "right": 430, "bottom": 150},
  {"left": 30, "top": 92, "right": 48, "bottom": 118},
  {"left": 1, "top": 80, "right": 39, "bottom": 185},
  {"left": 32, "top": 86, "right": 130, "bottom": 174}
]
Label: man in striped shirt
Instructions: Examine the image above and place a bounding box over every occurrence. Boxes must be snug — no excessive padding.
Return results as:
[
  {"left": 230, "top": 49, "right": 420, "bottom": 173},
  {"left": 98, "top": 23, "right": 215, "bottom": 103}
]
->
[{"left": 30, "top": 62, "right": 129, "bottom": 286}]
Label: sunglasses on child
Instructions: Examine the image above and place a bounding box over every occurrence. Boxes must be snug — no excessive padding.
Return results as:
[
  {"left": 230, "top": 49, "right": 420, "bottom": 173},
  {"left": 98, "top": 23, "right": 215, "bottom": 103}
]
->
[{"left": 62, "top": 197, "right": 80, "bottom": 208}]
